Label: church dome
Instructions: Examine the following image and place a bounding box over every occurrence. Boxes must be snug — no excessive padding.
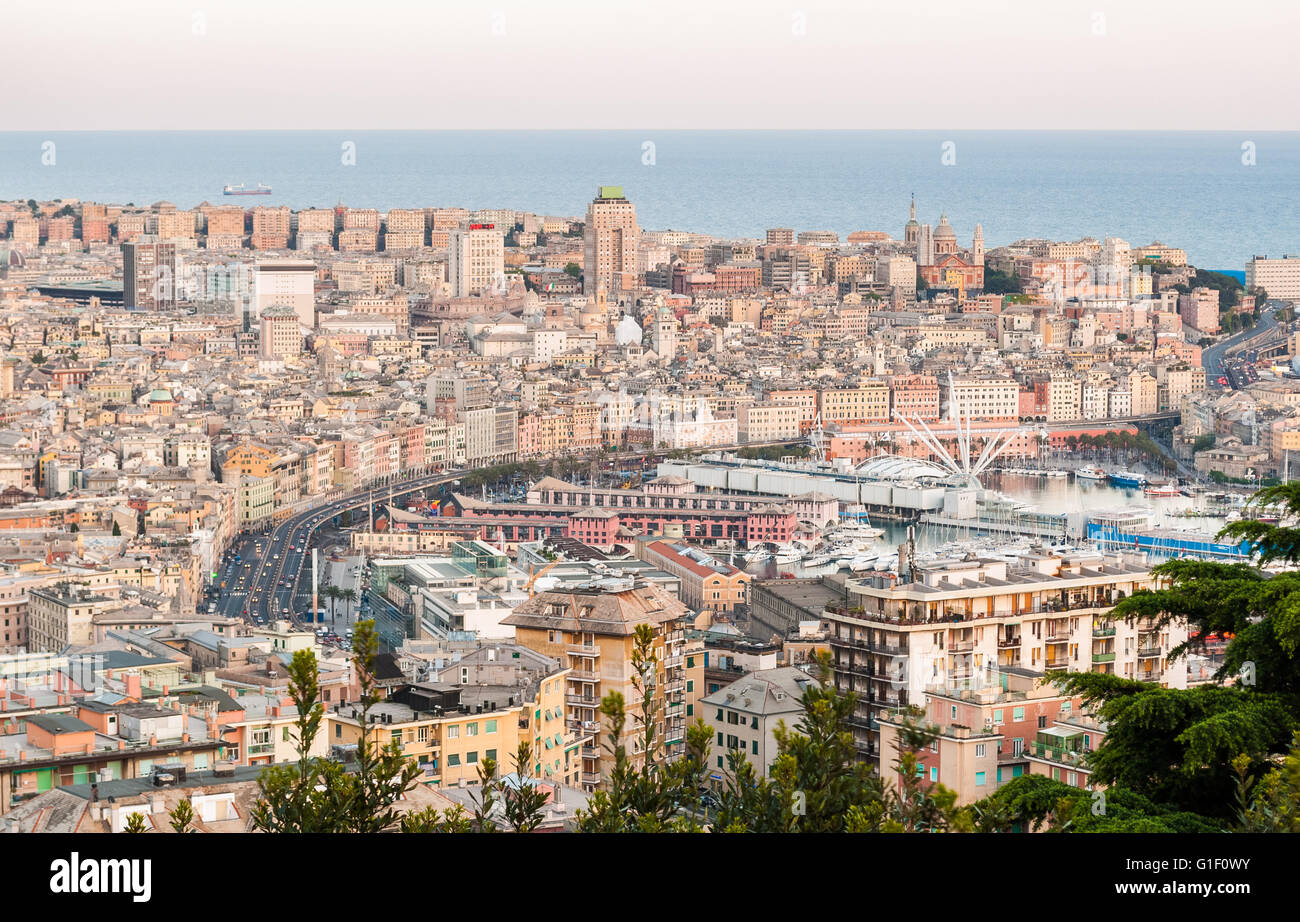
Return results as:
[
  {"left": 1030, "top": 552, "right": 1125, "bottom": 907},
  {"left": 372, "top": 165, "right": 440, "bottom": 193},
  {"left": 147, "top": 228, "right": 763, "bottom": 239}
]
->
[{"left": 935, "top": 214, "right": 956, "bottom": 238}]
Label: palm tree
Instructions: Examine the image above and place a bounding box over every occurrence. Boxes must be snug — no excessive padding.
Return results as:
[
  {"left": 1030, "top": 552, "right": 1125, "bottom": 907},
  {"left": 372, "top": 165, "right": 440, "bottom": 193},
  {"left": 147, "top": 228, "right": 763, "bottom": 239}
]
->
[
  {"left": 323, "top": 585, "right": 341, "bottom": 625},
  {"left": 341, "top": 587, "right": 358, "bottom": 619}
]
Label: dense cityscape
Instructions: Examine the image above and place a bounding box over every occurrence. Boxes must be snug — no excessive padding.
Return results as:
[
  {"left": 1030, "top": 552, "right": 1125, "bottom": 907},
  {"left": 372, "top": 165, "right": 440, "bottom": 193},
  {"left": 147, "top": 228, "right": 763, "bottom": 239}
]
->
[{"left": 0, "top": 184, "right": 1295, "bottom": 846}]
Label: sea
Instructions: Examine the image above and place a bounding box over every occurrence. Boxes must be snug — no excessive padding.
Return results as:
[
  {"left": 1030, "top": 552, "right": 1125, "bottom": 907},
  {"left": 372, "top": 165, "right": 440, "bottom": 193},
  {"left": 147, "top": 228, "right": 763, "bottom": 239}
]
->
[{"left": 3, "top": 130, "right": 1299, "bottom": 270}]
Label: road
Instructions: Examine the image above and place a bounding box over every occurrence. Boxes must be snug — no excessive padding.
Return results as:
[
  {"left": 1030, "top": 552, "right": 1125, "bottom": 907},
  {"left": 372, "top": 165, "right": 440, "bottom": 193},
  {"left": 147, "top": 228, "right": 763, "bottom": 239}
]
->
[{"left": 1203, "top": 303, "right": 1282, "bottom": 386}]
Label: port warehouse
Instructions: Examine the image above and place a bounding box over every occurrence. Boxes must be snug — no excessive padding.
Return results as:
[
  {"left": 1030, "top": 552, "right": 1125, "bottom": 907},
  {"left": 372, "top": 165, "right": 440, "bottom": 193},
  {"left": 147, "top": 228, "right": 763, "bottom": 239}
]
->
[{"left": 656, "top": 458, "right": 948, "bottom": 521}]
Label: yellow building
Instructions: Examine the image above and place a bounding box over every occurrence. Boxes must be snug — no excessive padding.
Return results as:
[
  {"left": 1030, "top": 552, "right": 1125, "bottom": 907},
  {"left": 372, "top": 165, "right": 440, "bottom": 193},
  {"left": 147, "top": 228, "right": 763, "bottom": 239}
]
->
[
  {"left": 327, "top": 672, "right": 576, "bottom": 787},
  {"left": 503, "top": 581, "right": 694, "bottom": 792}
]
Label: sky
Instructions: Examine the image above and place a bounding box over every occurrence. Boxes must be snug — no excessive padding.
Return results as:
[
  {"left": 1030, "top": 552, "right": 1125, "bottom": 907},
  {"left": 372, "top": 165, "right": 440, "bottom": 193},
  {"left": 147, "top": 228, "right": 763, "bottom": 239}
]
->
[{"left": 6, "top": 0, "right": 1300, "bottom": 130}]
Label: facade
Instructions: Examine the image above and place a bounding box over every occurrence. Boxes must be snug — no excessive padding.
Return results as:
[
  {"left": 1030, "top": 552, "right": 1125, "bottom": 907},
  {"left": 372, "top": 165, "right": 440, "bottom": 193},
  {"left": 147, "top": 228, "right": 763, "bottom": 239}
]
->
[
  {"left": 449, "top": 223, "right": 505, "bottom": 297},
  {"left": 823, "top": 548, "right": 1186, "bottom": 761},
  {"left": 583, "top": 186, "right": 640, "bottom": 296},
  {"left": 253, "top": 260, "right": 316, "bottom": 329},
  {"left": 1245, "top": 255, "right": 1300, "bottom": 300},
  {"left": 700, "top": 667, "right": 814, "bottom": 781},
  {"left": 122, "top": 236, "right": 178, "bottom": 310},
  {"left": 503, "top": 581, "right": 695, "bottom": 791}
]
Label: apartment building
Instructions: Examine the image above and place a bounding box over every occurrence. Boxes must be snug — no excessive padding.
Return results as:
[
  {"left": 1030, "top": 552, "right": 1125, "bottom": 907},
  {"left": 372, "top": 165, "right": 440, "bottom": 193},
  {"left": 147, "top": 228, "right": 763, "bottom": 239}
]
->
[
  {"left": 504, "top": 581, "right": 700, "bottom": 791},
  {"left": 820, "top": 382, "right": 891, "bottom": 425},
  {"left": 636, "top": 540, "right": 749, "bottom": 614},
  {"left": 1246, "top": 255, "right": 1300, "bottom": 300},
  {"left": 824, "top": 548, "right": 1185, "bottom": 761},
  {"left": 737, "top": 403, "right": 803, "bottom": 442},
  {"left": 876, "top": 671, "right": 1093, "bottom": 805},
  {"left": 26, "top": 585, "right": 117, "bottom": 652},
  {"left": 250, "top": 206, "right": 291, "bottom": 249},
  {"left": 701, "top": 666, "right": 814, "bottom": 781},
  {"left": 449, "top": 223, "right": 505, "bottom": 297},
  {"left": 327, "top": 670, "right": 577, "bottom": 788}
]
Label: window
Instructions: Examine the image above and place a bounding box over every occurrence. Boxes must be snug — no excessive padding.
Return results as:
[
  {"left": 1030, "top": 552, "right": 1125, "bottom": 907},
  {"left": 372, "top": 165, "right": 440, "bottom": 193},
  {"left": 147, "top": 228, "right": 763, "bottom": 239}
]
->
[
  {"left": 1013, "top": 707, "right": 1025, "bottom": 722},
  {"left": 485, "top": 720, "right": 497, "bottom": 733},
  {"left": 447, "top": 725, "right": 459, "bottom": 739},
  {"left": 715, "top": 708, "right": 723, "bottom": 720},
  {"left": 975, "top": 771, "right": 987, "bottom": 787},
  {"left": 1013, "top": 738, "right": 1024, "bottom": 756},
  {"left": 391, "top": 729, "right": 402, "bottom": 744},
  {"left": 417, "top": 726, "right": 428, "bottom": 742},
  {"left": 717, "top": 756, "right": 724, "bottom": 768},
  {"left": 992, "top": 709, "right": 1003, "bottom": 724},
  {"left": 466, "top": 751, "right": 478, "bottom": 764},
  {"left": 717, "top": 732, "right": 723, "bottom": 746},
  {"left": 686, "top": 680, "right": 694, "bottom": 693},
  {"left": 951, "top": 705, "right": 957, "bottom": 719},
  {"left": 335, "top": 724, "right": 341, "bottom": 738},
  {"left": 282, "top": 727, "right": 290, "bottom": 742},
  {"left": 448, "top": 754, "right": 461, "bottom": 766},
  {"left": 929, "top": 766, "right": 938, "bottom": 781},
  {"left": 751, "top": 740, "right": 758, "bottom": 755},
  {"left": 486, "top": 749, "right": 497, "bottom": 762},
  {"left": 975, "top": 743, "right": 986, "bottom": 758},
  {"left": 1037, "top": 716, "right": 1047, "bottom": 729}
]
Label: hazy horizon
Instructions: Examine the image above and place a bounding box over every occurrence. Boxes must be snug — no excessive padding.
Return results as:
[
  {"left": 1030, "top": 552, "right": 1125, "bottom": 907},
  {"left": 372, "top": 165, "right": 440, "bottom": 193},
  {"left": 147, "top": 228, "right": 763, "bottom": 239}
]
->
[{"left": 6, "top": 0, "right": 1299, "bottom": 131}]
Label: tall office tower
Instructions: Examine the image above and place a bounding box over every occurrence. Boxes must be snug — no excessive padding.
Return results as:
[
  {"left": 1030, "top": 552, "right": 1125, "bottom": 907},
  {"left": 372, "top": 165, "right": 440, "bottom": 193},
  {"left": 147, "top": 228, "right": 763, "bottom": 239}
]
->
[
  {"left": 122, "top": 235, "right": 178, "bottom": 309},
  {"left": 583, "top": 186, "right": 640, "bottom": 296},
  {"left": 253, "top": 260, "right": 317, "bottom": 329},
  {"left": 448, "top": 222, "right": 505, "bottom": 297}
]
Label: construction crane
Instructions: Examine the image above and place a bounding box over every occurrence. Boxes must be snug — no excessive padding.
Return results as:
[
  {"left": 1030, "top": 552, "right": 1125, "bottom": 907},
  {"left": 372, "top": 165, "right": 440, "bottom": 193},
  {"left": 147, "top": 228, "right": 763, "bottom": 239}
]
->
[{"left": 527, "top": 560, "right": 561, "bottom": 598}]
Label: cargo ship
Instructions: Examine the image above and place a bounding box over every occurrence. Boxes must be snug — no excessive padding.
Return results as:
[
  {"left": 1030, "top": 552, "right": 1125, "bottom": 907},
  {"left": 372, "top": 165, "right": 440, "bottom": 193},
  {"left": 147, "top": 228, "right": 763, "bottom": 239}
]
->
[
  {"left": 1109, "top": 470, "right": 1147, "bottom": 488},
  {"left": 223, "top": 183, "right": 272, "bottom": 196}
]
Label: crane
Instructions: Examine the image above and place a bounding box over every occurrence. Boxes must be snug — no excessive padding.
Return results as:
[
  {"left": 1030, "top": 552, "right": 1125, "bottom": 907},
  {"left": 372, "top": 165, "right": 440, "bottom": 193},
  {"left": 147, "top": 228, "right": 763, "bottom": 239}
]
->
[{"left": 527, "top": 559, "right": 561, "bottom": 598}]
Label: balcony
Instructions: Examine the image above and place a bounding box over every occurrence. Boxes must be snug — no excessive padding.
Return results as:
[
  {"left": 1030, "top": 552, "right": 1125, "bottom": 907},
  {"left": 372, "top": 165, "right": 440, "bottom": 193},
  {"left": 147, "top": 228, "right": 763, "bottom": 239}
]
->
[
  {"left": 567, "top": 644, "right": 600, "bottom": 658},
  {"left": 1091, "top": 651, "right": 1116, "bottom": 664},
  {"left": 1092, "top": 625, "right": 1116, "bottom": 638},
  {"left": 1029, "top": 741, "right": 1092, "bottom": 766},
  {"left": 1044, "top": 659, "right": 1069, "bottom": 670},
  {"left": 1138, "top": 673, "right": 1161, "bottom": 683},
  {"left": 566, "top": 693, "right": 600, "bottom": 708},
  {"left": 947, "top": 640, "right": 975, "bottom": 654},
  {"left": 997, "top": 636, "right": 1021, "bottom": 649},
  {"left": 829, "top": 634, "right": 874, "bottom": 651},
  {"left": 662, "top": 654, "right": 683, "bottom": 669},
  {"left": 568, "top": 668, "right": 600, "bottom": 682},
  {"left": 1137, "top": 647, "right": 1161, "bottom": 659},
  {"left": 581, "top": 771, "right": 602, "bottom": 786},
  {"left": 1045, "top": 633, "right": 1071, "bottom": 645},
  {"left": 581, "top": 745, "right": 600, "bottom": 761}
]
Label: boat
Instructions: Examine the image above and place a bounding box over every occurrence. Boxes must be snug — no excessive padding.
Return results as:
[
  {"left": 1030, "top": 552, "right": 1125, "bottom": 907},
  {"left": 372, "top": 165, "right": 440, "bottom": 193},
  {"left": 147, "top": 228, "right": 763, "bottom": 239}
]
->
[
  {"left": 224, "top": 183, "right": 272, "bottom": 196},
  {"left": 745, "top": 542, "right": 804, "bottom": 565},
  {"left": 1143, "top": 479, "right": 1180, "bottom": 497},
  {"left": 1075, "top": 466, "right": 1107, "bottom": 481},
  {"left": 1109, "top": 470, "right": 1147, "bottom": 488}
]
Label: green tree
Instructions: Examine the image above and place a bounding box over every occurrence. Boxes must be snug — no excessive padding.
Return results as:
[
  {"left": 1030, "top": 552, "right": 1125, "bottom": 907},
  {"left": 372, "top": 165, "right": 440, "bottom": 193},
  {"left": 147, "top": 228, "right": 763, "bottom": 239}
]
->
[
  {"left": 252, "top": 622, "right": 422, "bottom": 833},
  {"left": 1055, "top": 672, "right": 1294, "bottom": 819},
  {"left": 575, "top": 624, "right": 689, "bottom": 832},
  {"left": 169, "top": 798, "right": 198, "bottom": 833},
  {"left": 341, "top": 586, "right": 358, "bottom": 617},
  {"left": 501, "top": 740, "right": 551, "bottom": 832},
  {"left": 1235, "top": 733, "right": 1300, "bottom": 832},
  {"left": 124, "top": 811, "right": 147, "bottom": 833},
  {"left": 563, "top": 262, "right": 581, "bottom": 279}
]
